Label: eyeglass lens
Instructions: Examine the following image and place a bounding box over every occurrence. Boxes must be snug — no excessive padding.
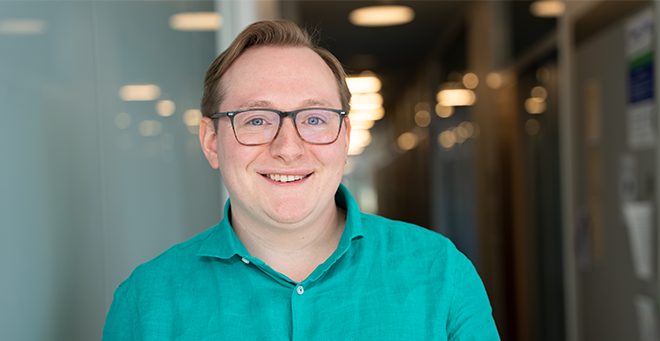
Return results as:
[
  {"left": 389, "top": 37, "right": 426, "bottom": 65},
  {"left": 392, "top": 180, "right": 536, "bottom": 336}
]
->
[{"left": 232, "top": 109, "right": 342, "bottom": 145}]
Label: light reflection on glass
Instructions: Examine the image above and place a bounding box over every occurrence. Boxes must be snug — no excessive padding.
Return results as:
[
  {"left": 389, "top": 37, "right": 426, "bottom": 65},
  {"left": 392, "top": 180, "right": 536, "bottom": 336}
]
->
[
  {"left": 0, "top": 19, "right": 46, "bottom": 35},
  {"left": 156, "top": 100, "right": 176, "bottom": 117},
  {"left": 169, "top": 12, "right": 222, "bottom": 31},
  {"left": 183, "top": 109, "right": 202, "bottom": 126},
  {"left": 139, "top": 120, "right": 163, "bottom": 137},
  {"left": 119, "top": 85, "right": 161, "bottom": 101},
  {"left": 115, "top": 112, "right": 131, "bottom": 129}
]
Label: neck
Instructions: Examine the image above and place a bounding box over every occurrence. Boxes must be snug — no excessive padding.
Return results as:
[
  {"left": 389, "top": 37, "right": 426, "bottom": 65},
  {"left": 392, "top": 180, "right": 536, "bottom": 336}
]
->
[{"left": 231, "top": 204, "right": 346, "bottom": 283}]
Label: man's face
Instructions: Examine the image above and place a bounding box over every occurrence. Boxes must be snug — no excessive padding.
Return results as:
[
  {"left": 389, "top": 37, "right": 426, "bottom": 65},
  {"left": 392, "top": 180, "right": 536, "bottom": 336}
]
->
[{"left": 201, "top": 46, "right": 350, "bottom": 228}]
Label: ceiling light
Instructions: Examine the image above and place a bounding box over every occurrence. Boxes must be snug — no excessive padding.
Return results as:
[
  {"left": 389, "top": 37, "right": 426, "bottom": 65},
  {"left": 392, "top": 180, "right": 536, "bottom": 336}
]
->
[
  {"left": 397, "top": 132, "right": 418, "bottom": 151},
  {"left": 524, "top": 98, "right": 547, "bottom": 114},
  {"left": 414, "top": 110, "right": 431, "bottom": 127},
  {"left": 349, "top": 5, "right": 415, "bottom": 27},
  {"left": 348, "top": 145, "right": 365, "bottom": 156},
  {"left": 350, "top": 93, "right": 383, "bottom": 110},
  {"left": 350, "top": 130, "right": 372, "bottom": 148},
  {"left": 169, "top": 12, "right": 222, "bottom": 31},
  {"left": 459, "top": 122, "right": 475, "bottom": 138},
  {"left": 530, "top": 1, "right": 565, "bottom": 18},
  {"left": 462, "top": 73, "right": 479, "bottom": 89},
  {"left": 531, "top": 86, "right": 548, "bottom": 100},
  {"left": 437, "top": 89, "right": 476, "bottom": 106},
  {"left": 486, "top": 72, "right": 503, "bottom": 89},
  {"left": 438, "top": 130, "right": 456, "bottom": 149},
  {"left": 0, "top": 19, "right": 46, "bottom": 34},
  {"left": 119, "top": 85, "right": 161, "bottom": 101},
  {"left": 351, "top": 119, "right": 375, "bottom": 130},
  {"left": 347, "top": 75, "right": 382, "bottom": 93},
  {"left": 435, "top": 104, "right": 454, "bottom": 118},
  {"left": 349, "top": 107, "right": 385, "bottom": 121}
]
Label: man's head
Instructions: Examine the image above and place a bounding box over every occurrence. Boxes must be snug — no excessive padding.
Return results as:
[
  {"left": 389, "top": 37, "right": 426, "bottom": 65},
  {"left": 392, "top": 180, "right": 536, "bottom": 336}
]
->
[
  {"left": 201, "top": 20, "right": 351, "bottom": 124},
  {"left": 199, "top": 20, "right": 352, "bottom": 229}
]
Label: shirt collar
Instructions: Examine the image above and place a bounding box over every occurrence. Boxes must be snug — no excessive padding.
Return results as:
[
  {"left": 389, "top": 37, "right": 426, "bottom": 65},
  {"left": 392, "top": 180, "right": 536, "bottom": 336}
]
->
[{"left": 197, "top": 183, "right": 364, "bottom": 259}]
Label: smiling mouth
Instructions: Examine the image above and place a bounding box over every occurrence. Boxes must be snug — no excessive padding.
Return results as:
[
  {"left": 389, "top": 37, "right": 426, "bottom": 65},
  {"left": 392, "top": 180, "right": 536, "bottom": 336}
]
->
[{"left": 262, "top": 173, "right": 312, "bottom": 183}]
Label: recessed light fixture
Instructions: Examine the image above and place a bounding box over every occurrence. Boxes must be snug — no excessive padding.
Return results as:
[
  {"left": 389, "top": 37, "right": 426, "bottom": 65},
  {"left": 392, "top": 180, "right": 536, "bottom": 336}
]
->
[
  {"left": 169, "top": 12, "right": 222, "bottom": 31},
  {"left": 349, "top": 5, "right": 415, "bottom": 27},
  {"left": 437, "top": 89, "right": 477, "bottom": 107},
  {"left": 530, "top": 0, "right": 565, "bottom": 18},
  {"left": 346, "top": 75, "right": 382, "bottom": 93}
]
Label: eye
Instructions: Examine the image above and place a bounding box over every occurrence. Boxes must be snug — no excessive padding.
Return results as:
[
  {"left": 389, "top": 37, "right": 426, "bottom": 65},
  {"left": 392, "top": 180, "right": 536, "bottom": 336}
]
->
[
  {"left": 307, "top": 117, "right": 322, "bottom": 125},
  {"left": 248, "top": 118, "right": 264, "bottom": 126}
]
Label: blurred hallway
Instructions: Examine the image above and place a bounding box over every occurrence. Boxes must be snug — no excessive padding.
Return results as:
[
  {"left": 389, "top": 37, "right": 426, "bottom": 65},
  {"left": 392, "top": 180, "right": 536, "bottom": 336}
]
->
[{"left": 1, "top": 1, "right": 658, "bottom": 340}]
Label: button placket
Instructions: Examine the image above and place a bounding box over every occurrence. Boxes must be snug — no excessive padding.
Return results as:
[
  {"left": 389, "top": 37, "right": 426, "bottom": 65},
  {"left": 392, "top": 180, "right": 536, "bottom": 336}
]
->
[{"left": 296, "top": 285, "right": 304, "bottom": 295}]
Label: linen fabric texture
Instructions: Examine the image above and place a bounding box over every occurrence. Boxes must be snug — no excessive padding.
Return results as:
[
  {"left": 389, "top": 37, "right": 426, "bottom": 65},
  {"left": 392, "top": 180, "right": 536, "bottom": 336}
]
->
[{"left": 103, "top": 184, "right": 500, "bottom": 340}]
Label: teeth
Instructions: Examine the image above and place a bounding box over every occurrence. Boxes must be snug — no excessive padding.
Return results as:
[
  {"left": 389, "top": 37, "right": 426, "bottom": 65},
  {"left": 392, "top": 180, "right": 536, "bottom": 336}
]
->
[{"left": 267, "top": 174, "right": 306, "bottom": 183}]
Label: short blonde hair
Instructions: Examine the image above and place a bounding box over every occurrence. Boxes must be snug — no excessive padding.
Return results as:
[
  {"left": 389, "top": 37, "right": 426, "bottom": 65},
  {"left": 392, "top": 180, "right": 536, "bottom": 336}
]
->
[{"left": 201, "top": 20, "right": 351, "bottom": 122}]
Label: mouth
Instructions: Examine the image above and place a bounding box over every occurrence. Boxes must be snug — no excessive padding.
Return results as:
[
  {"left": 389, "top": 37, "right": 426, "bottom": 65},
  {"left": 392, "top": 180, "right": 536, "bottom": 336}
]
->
[{"left": 261, "top": 173, "right": 312, "bottom": 183}]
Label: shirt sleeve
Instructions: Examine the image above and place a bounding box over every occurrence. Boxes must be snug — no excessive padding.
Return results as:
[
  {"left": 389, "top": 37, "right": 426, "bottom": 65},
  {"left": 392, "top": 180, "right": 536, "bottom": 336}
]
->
[
  {"left": 447, "top": 254, "right": 501, "bottom": 341},
  {"left": 102, "top": 283, "right": 142, "bottom": 341}
]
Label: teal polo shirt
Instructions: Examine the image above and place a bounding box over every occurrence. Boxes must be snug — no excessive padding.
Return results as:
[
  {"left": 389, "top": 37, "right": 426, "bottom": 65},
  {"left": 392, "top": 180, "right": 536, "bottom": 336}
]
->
[{"left": 103, "top": 185, "right": 499, "bottom": 340}]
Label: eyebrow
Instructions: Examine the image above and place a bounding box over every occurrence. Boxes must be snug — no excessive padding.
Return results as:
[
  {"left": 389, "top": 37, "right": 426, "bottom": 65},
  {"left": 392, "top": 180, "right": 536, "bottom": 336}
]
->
[{"left": 237, "top": 99, "right": 334, "bottom": 110}]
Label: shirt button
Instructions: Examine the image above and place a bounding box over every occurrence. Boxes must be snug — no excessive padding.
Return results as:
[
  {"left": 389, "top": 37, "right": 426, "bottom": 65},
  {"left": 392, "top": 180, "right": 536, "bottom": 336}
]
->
[
  {"left": 296, "top": 285, "right": 304, "bottom": 295},
  {"left": 241, "top": 257, "right": 250, "bottom": 264}
]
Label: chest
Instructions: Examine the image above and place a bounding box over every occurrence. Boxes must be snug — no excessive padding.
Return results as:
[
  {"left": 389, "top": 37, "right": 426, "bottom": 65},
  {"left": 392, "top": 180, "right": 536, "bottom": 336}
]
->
[{"left": 137, "top": 258, "right": 453, "bottom": 340}]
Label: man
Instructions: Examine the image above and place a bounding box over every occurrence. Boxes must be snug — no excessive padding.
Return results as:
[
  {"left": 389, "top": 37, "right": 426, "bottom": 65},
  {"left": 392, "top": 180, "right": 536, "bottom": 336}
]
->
[{"left": 103, "top": 20, "right": 499, "bottom": 340}]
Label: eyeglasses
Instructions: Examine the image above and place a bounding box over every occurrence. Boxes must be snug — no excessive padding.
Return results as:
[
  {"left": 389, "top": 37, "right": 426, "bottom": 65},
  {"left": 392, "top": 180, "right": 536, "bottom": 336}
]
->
[{"left": 212, "top": 108, "right": 347, "bottom": 146}]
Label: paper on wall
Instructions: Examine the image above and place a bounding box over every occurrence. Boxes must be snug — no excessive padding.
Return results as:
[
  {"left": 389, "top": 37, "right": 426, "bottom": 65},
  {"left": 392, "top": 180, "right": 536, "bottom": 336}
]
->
[
  {"left": 623, "top": 201, "right": 654, "bottom": 280},
  {"left": 635, "top": 295, "right": 659, "bottom": 341}
]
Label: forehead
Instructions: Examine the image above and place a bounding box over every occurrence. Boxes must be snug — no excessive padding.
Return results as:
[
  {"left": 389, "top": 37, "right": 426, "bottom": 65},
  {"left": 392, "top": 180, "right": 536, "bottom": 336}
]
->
[{"left": 220, "top": 46, "right": 341, "bottom": 111}]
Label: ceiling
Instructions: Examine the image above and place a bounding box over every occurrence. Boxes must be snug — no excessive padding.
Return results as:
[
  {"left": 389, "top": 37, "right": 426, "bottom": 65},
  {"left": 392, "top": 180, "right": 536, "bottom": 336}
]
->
[{"left": 291, "top": 1, "right": 469, "bottom": 107}]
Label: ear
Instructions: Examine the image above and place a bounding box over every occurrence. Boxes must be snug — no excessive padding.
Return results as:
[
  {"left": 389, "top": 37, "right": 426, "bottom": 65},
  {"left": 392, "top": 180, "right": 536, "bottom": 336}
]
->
[
  {"left": 199, "top": 117, "right": 219, "bottom": 169},
  {"left": 343, "top": 116, "right": 351, "bottom": 155}
]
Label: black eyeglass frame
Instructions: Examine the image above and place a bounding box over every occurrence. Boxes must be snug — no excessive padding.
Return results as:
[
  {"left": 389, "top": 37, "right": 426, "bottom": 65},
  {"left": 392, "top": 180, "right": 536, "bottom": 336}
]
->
[{"left": 211, "top": 107, "right": 348, "bottom": 146}]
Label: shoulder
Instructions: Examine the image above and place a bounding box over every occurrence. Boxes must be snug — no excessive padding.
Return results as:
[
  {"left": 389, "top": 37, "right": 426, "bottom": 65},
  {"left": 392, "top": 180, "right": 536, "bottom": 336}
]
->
[
  {"left": 121, "top": 226, "right": 216, "bottom": 287},
  {"left": 357, "top": 212, "right": 469, "bottom": 270}
]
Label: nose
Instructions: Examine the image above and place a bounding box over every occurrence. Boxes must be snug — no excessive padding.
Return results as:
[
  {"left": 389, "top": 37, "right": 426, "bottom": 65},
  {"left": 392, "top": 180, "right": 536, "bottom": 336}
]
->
[{"left": 269, "top": 118, "right": 304, "bottom": 162}]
